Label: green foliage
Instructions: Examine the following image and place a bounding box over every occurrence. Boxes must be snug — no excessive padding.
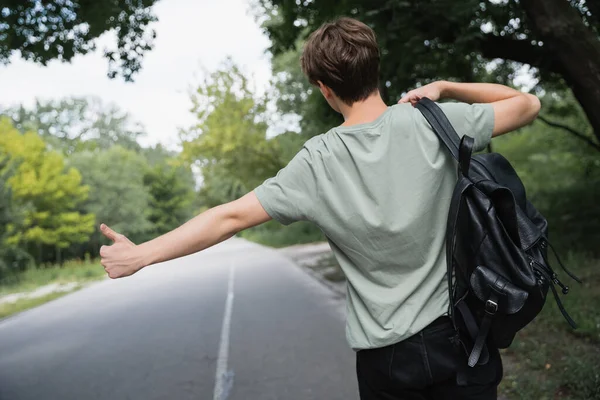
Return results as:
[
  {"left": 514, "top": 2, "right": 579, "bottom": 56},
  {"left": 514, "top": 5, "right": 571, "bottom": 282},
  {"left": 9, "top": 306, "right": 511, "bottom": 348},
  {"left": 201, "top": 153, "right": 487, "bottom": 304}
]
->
[
  {"left": 0, "top": 97, "right": 202, "bottom": 264},
  {"left": 0, "top": 119, "right": 95, "bottom": 259},
  {"left": 1, "top": 97, "right": 144, "bottom": 154},
  {"left": 193, "top": 164, "right": 245, "bottom": 209},
  {"left": 143, "top": 162, "right": 195, "bottom": 238},
  {"left": 70, "top": 146, "right": 152, "bottom": 246},
  {"left": 255, "top": 0, "right": 600, "bottom": 144},
  {"left": 0, "top": 157, "right": 32, "bottom": 277},
  {"left": 269, "top": 39, "right": 342, "bottom": 136},
  {"left": 140, "top": 143, "right": 180, "bottom": 166},
  {"left": 256, "top": 0, "right": 596, "bottom": 97},
  {"left": 0, "top": 0, "right": 160, "bottom": 81},
  {"left": 139, "top": 143, "right": 197, "bottom": 236},
  {"left": 271, "top": 131, "right": 308, "bottom": 162},
  {"left": 181, "top": 60, "right": 286, "bottom": 205},
  {"left": 178, "top": 60, "right": 324, "bottom": 246},
  {"left": 240, "top": 220, "right": 324, "bottom": 248}
]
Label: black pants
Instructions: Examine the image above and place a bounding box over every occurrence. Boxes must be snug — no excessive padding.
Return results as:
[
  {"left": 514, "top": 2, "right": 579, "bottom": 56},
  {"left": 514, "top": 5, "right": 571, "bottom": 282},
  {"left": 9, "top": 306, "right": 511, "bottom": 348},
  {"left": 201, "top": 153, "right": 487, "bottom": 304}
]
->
[{"left": 356, "top": 316, "right": 503, "bottom": 400}]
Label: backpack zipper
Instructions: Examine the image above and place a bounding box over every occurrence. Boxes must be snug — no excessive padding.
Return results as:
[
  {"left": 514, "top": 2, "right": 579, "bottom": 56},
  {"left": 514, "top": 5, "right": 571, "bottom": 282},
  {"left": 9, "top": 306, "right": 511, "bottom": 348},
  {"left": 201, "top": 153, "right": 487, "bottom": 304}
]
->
[
  {"left": 529, "top": 255, "right": 569, "bottom": 294},
  {"left": 530, "top": 261, "right": 577, "bottom": 328}
]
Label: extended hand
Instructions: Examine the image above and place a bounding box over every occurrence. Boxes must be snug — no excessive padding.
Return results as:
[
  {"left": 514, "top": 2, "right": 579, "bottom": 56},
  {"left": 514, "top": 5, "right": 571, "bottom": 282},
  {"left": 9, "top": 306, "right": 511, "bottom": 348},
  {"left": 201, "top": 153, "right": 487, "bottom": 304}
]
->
[
  {"left": 398, "top": 81, "right": 446, "bottom": 106},
  {"left": 99, "top": 224, "right": 142, "bottom": 279}
]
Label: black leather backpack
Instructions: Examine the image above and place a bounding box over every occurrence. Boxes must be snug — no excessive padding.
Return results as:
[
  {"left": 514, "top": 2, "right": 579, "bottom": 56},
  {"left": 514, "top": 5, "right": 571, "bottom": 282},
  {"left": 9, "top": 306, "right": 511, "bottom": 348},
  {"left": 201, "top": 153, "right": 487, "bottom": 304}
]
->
[{"left": 415, "top": 98, "right": 581, "bottom": 367}]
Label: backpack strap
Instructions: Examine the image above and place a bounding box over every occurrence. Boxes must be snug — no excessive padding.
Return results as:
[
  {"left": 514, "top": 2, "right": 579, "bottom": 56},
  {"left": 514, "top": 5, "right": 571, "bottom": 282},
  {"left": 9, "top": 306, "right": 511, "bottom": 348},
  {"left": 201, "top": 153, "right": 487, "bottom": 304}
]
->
[
  {"left": 416, "top": 98, "right": 465, "bottom": 325},
  {"left": 456, "top": 300, "right": 490, "bottom": 365},
  {"left": 445, "top": 177, "right": 470, "bottom": 327},
  {"left": 415, "top": 97, "right": 461, "bottom": 159},
  {"left": 448, "top": 175, "right": 493, "bottom": 367},
  {"left": 416, "top": 98, "right": 491, "bottom": 367},
  {"left": 415, "top": 98, "right": 474, "bottom": 176}
]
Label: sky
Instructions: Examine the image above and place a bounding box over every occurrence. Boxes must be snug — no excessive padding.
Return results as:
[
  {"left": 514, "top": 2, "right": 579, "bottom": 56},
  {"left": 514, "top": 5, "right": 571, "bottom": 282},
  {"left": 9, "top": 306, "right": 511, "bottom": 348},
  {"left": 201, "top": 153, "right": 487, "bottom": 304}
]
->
[{"left": 0, "top": 0, "right": 273, "bottom": 149}]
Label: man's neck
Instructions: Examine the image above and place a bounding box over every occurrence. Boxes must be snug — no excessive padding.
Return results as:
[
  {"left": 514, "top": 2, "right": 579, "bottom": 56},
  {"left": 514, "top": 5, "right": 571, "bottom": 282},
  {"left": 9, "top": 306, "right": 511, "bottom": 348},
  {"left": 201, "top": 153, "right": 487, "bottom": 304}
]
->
[{"left": 339, "top": 92, "right": 389, "bottom": 127}]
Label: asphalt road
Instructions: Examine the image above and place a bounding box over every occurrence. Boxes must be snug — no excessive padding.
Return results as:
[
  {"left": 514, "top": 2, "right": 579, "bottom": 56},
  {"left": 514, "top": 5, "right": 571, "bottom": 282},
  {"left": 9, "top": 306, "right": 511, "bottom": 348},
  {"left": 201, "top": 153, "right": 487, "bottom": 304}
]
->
[{"left": 0, "top": 238, "right": 359, "bottom": 400}]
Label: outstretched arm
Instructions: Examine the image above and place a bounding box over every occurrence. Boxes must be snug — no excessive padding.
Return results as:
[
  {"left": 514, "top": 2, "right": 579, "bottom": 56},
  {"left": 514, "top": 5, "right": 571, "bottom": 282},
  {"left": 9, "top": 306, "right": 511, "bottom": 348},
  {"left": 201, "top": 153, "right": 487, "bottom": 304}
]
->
[
  {"left": 399, "top": 81, "right": 541, "bottom": 137},
  {"left": 99, "top": 191, "right": 271, "bottom": 279}
]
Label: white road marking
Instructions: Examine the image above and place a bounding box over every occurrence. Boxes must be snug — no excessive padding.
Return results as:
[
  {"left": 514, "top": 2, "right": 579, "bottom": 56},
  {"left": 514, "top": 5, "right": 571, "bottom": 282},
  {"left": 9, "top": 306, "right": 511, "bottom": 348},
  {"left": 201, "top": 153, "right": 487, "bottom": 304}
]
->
[{"left": 213, "top": 262, "right": 235, "bottom": 400}]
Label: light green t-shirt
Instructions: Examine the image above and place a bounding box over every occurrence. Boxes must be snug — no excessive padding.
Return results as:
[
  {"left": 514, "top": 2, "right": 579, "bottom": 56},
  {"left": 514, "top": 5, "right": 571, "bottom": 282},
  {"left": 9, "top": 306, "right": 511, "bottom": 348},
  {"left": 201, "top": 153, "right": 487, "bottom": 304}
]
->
[{"left": 254, "top": 102, "right": 494, "bottom": 350}]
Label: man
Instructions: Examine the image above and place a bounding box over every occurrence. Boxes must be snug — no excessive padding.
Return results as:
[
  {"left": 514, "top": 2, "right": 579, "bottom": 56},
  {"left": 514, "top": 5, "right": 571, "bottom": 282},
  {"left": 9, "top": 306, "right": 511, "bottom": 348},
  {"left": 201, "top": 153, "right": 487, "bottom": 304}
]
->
[{"left": 100, "top": 17, "right": 540, "bottom": 400}]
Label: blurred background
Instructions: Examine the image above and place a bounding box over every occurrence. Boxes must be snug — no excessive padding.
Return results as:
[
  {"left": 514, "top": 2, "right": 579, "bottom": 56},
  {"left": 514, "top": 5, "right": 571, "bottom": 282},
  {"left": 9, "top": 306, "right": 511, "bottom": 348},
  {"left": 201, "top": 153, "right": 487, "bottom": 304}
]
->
[{"left": 0, "top": 1, "right": 599, "bottom": 399}]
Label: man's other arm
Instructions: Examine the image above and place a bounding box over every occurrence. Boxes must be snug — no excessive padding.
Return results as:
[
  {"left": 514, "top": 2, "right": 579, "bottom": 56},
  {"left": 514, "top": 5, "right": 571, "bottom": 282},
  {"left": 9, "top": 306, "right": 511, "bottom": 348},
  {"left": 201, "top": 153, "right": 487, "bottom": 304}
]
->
[
  {"left": 440, "top": 82, "right": 541, "bottom": 137},
  {"left": 99, "top": 192, "right": 271, "bottom": 278},
  {"left": 399, "top": 81, "right": 541, "bottom": 137}
]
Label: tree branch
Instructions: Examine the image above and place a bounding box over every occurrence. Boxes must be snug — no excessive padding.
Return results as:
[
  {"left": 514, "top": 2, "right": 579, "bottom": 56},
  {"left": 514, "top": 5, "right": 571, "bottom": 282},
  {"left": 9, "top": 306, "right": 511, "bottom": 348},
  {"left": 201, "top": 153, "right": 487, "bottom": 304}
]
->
[
  {"left": 538, "top": 115, "right": 600, "bottom": 152},
  {"left": 478, "top": 35, "right": 563, "bottom": 75}
]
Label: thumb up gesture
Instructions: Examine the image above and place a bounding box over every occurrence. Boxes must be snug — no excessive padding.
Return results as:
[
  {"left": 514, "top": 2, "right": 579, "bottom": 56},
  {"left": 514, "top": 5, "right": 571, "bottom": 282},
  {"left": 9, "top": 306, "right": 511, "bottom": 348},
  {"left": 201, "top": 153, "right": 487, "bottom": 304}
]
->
[{"left": 99, "top": 224, "right": 143, "bottom": 279}]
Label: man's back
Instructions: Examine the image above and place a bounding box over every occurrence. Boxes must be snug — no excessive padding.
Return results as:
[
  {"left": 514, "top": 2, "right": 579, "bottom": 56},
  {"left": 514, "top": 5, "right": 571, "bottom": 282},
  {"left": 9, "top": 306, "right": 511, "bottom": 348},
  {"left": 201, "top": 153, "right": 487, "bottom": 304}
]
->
[{"left": 255, "top": 101, "right": 494, "bottom": 349}]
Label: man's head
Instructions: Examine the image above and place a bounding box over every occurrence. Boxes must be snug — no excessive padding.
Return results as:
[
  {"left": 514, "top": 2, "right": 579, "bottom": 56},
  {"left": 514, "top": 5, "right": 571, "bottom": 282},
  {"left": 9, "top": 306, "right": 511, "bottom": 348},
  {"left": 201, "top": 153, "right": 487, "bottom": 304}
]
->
[{"left": 301, "top": 17, "right": 380, "bottom": 111}]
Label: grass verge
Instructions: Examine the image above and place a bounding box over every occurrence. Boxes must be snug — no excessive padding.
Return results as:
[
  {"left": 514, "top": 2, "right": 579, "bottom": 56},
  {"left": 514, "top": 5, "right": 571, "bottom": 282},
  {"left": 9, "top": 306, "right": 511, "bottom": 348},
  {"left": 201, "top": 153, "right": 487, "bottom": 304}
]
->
[
  {"left": 0, "top": 260, "right": 106, "bottom": 319},
  {"left": 0, "top": 260, "right": 106, "bottom": 297},
  {"left": 498, "top": 252, "right": 600, "bottom": 400},
  {"left": 0, "top": 289, "right": 79, "bottom": 319}
]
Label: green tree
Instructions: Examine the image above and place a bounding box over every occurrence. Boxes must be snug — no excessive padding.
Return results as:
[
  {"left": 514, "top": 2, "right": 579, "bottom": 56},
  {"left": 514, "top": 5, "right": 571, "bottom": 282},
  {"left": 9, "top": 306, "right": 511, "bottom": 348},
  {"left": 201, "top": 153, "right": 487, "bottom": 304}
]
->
[
  {"left": 195, "top": 164, "right": 247, "bottom": 208},
  {"left": 180, "top": 60, "right": 323, "bottom": 246},
  {"left": 139, "top": 143, "right": 197, "bottom": 237},
  {"left": 269, "top": 40, "right": 342, "bottom": 136},
  {"left": 0, "top": 156, "right": 32, "bottom": 276},
  {"left": 0, "top": 119, "right": 95, "bottom": 264},
  {"left": 70, "top": 146, "right": 152, "bottom": 251},
  {"left": 140, "top": 143, "right": 179, "bottom": 166},
  {"left": 139, "top": 144, "right": 197, "bottom": 191},
  {"left": 143, "top": 162, "right": 195, "bottom": 237},
  {"left": 180, "top": 60, "right": 285, "bottom": 205},
  {"left": 2, "top": 97, "right": 144, "bottom": 154},
  {"left": 0, "top": 0, "right": 160, "bottom": 80},
  {"left": 256, "top": 0, "right": 600, "bottom": 145}
]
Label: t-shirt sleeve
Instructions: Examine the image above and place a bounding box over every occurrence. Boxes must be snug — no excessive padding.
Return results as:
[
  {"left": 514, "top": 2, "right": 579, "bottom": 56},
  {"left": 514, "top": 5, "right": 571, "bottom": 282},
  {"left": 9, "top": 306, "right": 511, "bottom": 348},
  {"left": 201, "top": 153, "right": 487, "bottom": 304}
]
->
[
  {"left": 254, "top": 146, "right": 318, "bottom": 226},
  {"left": 437, "top": 102, "right": 495, "bottom": 152}
]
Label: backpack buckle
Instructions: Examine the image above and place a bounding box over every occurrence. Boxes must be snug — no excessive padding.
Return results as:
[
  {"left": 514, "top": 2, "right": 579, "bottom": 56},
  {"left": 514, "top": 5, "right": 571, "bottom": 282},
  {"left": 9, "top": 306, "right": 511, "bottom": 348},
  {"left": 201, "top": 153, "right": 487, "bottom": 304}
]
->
[{"left": 485, "top": 299, "right": 498, "bottom": 315}]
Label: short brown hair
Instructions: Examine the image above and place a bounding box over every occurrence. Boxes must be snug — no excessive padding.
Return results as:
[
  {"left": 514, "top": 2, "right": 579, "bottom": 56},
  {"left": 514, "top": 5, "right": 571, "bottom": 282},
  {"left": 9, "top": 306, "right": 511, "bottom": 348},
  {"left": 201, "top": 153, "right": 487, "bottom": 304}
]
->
[{"left": 301, "top": 17, "right": 380, "bottom": 105}]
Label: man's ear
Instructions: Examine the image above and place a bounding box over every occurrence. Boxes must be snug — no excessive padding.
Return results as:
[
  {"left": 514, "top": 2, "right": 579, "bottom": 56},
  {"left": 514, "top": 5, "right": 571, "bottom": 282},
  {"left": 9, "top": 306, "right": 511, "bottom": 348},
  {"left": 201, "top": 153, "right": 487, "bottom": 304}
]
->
[{"left": 317, "top": 81, "right": 333, "bottom": 99}]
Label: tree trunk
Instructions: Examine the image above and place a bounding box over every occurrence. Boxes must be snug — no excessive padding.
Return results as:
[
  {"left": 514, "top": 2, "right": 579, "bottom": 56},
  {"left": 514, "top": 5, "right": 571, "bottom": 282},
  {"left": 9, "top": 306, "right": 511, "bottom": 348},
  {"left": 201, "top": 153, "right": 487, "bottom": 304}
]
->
[{"left": 521, "top": 0, "right": 600, "bottom": 144}]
